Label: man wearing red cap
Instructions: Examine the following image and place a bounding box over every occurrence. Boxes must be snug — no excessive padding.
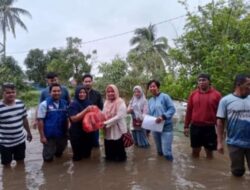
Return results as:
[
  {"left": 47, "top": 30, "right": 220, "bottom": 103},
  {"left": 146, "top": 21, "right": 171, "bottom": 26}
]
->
[{"left": 184, "top": 74, "right": 221, "bottom": 159}]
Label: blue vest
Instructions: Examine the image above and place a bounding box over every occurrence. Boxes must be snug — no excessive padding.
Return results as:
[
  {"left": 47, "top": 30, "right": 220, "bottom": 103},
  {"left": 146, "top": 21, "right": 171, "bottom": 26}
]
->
[{"left": 44, "top": 97, "right": 68, "bottom": 138}]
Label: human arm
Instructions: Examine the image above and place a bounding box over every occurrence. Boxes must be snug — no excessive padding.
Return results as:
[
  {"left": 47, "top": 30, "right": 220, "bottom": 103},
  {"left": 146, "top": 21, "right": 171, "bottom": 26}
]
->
[
  {"left": 37, "top": 102, "right": 47, "bottom": 144},
  {"left": 216, "top": 118, "right": 225, "bottom": 154},
  {"left": 184, "top": 94, "right": 193, "bottom": 137},
  {"left": 69, "top": 106, "right": 92, "bottom": 123},
  {"left": 37, "top": 119, "right": 47, "bottom": 144},
  {"left": 127, "top": 102, "right": 133, "bottom": 114},
  {"left": 104, "top": 100, "right": 127, "bottom": 128},
  {"left": 215, "top": 98, "right": 227, "bottom": 154},
  {"left": 68, "top": 101, "right": 94, "bottom": 123},
  {"left": 156, "top": 94, "right": 176, "bottom": 124},
  {"left": 23, "top": 117, "right": 32, "bottom": 142}
]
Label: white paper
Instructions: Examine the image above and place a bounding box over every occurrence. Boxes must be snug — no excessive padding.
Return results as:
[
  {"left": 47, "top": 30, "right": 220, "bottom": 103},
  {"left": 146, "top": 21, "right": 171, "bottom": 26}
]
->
[{"left": 142, "top": 115, "right": 164, "bottom": 132}]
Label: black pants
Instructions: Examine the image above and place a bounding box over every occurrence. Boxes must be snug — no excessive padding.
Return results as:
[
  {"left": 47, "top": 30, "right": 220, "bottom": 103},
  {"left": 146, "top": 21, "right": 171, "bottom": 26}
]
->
[
  {"left": 104, "top": 137, "right": 126, "bottom": 162},
  {"left": 70, "top": 131, "right": 95, "bottom": 161}
]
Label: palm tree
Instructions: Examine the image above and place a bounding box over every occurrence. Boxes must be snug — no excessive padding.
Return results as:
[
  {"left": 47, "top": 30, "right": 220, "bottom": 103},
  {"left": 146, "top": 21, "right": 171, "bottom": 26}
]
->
[
  {"left": 130, "top": 24, "right": 169, "bottom": 61},
  {"left": 0, "top": 0, "right": 31, "bottom": 57},
  {"left": 129, "top": 24, "right": 170, "bottom": 79}
]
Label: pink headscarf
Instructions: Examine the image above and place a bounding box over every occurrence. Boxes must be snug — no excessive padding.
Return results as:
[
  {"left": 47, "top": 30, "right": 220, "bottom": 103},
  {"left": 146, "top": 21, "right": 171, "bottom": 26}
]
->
[{"left": 103, "top": 84, "right": 124, "bottom": 119}]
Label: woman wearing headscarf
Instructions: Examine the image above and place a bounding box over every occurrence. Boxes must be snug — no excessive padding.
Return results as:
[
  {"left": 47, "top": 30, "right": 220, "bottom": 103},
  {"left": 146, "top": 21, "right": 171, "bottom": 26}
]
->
[
  {"left": 68, "top": 85, "right": 95, "bottom": 161},
  {"left": 127, "top": 85, "right": 149, "bottom": 148},
  {"left": 103, "top": 84, "right": 127, "bottom": 162}
]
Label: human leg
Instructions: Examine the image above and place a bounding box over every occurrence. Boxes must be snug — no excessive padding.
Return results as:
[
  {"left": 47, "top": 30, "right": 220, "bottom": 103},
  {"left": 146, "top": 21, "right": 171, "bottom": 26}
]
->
[
  {"left": 228, "top": 145, "right": 245, "bottom": 177},
  {"left": 132, "top": 130, "right": 139, "bottom": 146},
  {"left": 55, "top": 137, "right": 67, "bottom": 157},
  {"left": 114, "top": 137, "right": 127, "bottom": 162},
  {"left": 13, "top": 142, "right": 26, "bottom": 163},
  {"left": 245, "top": 148, "right": 250, "bottom": 172},
  {"left": 93, "top": 130, "right": 100, "bottom": 147},
  {"left": 152, "top": 132, "right": 163, "bottom": 155},
  {"left": 161, "top": 131, "right": 173, "bottom": 161},
  {"left": 70, "top": 135, "right": 83, "bottom": 161},
  {"left": 190, "top": 125, "right": 202, "bottom": 158},
  {"left": 104, "top": 139, "right": 114, "bottom": 160},
  {"left": 43, "top": 138, "right": 56, "bottom": 162},
  {"left": 203, "top": 126, "right": 217, "bottom": 159},
  {"left": 0, "top": 145, "right": 13, "bottom": 166}
]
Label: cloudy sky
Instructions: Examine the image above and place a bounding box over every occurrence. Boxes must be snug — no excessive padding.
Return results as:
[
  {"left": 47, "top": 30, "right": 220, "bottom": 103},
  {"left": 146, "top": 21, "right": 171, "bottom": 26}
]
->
[{"left": 6, "top": 0, "right": 212, "bottom": 72}]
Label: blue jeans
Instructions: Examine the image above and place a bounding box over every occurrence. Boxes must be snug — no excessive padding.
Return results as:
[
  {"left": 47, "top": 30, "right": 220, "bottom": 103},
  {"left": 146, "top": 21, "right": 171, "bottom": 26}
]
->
[{"left": 152, "top": 131, "right": 173, "bottom": 157}]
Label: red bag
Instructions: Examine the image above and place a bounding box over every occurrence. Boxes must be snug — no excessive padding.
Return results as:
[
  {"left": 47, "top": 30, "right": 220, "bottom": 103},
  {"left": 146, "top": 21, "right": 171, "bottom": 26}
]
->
[
  {"left": 132, "top": 118, "right": 143, "bottom": 128},
  {"left": 122, "top": 132, "right": 134, "bottom": 148},
  {"left": 82, "top": 106, "right": 106, "bottom": 133}
]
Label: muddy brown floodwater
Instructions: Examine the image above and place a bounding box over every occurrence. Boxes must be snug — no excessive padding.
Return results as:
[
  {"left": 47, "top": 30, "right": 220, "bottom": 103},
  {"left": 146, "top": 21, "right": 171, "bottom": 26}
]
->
[{"left": 0, "top": 104, "right": 250, "bottom": 190}]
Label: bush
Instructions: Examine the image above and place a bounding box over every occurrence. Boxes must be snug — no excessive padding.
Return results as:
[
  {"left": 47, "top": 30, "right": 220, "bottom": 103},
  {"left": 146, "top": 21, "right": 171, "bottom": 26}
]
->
[{"left": 19, "top": 90, "right": 40, "bottom": 108}]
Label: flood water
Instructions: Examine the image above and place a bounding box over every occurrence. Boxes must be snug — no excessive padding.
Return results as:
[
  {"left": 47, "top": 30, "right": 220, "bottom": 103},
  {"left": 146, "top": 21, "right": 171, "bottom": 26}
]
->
[{"left": 0, "top": 102, "right": 250, "bottom": 190}]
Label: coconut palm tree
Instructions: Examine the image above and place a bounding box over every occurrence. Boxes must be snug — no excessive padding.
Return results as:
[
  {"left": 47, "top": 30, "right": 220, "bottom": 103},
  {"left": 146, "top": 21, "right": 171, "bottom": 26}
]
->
[
  {"left": 130, "top": 24, "right": 169, "bottom": 61},
  {"left": 129, "top": 24, "right": 170, "bottom": 80},
  {"left": 0, "top": 0, "right": 31, "bottom": 57}
]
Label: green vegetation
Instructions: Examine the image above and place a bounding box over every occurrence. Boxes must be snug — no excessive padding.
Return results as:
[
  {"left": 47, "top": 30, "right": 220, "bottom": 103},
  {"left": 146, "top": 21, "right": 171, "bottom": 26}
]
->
[
  {"left": 19, "top": 90, "right": 40, "bottom": 108},
  {"left": 1, "top": 0, "right": 250, "bottom": 103}
]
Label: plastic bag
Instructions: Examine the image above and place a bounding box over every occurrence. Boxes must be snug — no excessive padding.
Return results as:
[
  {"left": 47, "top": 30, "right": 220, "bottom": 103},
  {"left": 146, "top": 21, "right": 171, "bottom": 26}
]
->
[{"left": 82, "top": 106, "right": 106, "bottom": 133}]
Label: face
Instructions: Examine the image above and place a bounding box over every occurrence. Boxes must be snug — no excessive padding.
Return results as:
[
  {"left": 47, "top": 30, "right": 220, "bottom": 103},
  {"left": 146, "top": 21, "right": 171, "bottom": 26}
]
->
[
  {"left": 134, "top": 88, "right": 142, "bottom": 98},
  {"left": 148, "top": 82, "right": 159, "bottom": 96},
  {"left": 239, "top": 78, "right": 250, "bottom": 97},
  {"left": 198, "top": 78, "right": 210, "bottom": 91},
  {"left": 78, "top": 89, "right": 87, "bottom": 100},
  {"left": 83, "top": 77, "right": 93, "bottom": 90},
  {"left": 47, "top": 77, "right": 59, "bottom": 86},
  {"left": 106, "top": 87, "right": 116, "bottom": 101},
  {"left": 50, "top": 86, "right": 61, "bottom": 100},
  {"left": 3, "top": 88, "right": 16, "bottom": 103}
]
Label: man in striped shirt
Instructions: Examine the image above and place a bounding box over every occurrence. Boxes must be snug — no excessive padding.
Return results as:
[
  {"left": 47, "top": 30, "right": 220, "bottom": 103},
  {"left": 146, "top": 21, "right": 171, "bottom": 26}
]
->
[{"left": 0, "top": 83, "right": 32, "bottom": 166}]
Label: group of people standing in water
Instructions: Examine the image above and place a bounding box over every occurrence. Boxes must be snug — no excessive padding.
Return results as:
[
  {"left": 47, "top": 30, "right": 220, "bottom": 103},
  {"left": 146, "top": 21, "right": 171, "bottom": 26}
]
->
[{"left": 1, "top": 72, "right": 250, "bottom": 178}]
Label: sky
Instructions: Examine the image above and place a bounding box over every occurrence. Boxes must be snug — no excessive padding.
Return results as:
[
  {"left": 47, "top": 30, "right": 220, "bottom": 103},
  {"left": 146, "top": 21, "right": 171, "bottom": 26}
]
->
[{"left": 5, "top": 0, "right": 212, "bottom": 73}]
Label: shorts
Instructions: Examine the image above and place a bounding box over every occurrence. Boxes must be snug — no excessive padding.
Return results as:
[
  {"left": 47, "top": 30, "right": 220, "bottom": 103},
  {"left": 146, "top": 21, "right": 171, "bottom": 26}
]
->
[
  {"left": 0, "top": 142, "right": 26, "bottom": 165},
  {"left": 190, "top": 124, "right": 217, "bottom": 151}
]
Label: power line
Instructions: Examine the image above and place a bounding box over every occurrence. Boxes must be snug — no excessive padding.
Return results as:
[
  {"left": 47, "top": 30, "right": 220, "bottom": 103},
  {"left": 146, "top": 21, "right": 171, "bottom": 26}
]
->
[
  {"left": 6, "top": 14, "right": 188, "bottom": 55},
  {"left": 7, "top": 0, "right": 237, "bottom": 56}
]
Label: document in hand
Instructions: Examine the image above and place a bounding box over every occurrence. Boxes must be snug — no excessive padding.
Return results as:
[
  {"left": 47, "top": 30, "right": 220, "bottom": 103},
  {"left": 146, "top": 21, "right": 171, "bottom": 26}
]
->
[{"left": 141, "top": 115, "right": 164, "bottom": 132}]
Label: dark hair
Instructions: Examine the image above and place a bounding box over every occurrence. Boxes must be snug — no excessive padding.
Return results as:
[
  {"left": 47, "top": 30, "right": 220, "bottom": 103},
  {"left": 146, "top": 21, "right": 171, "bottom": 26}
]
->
[
  {"left": 234, "top": 74, "right": 250, "bottom": 88},
  {"left": 46, "top": 72, "right": 58, "bottom": 79},
  {"left": 1, "top": 82, "right": 16, "bottom": 91},
  {"left": 82, "top": 73, "right": 93, "bottom": 81},
  {"left": 147, "top": 80, "right": 160, "bottom": 89},
  {"left": 49, "top": 83, "right": 61, "bottom": 92},
  {"left": 198, "top": 73, "right": 211, "bottom": 81}
]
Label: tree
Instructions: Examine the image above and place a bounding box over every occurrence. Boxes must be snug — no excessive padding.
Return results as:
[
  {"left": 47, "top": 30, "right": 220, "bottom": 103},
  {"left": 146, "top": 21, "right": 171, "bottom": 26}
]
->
[
  {"left": 167, "top": 0, "right": 250, "bottom": 98},
  {"left": 47, "top": 37, "right": 92, "bottom": 85},
  {"left": 95, "top": 56, "right": 129, "bottom": 98},
  {"left": 0, "top": 55, "right": 25, "bottom": 89},
  {"left": 128, "top": 24, "right": 170, "bottom": 81},
  {"left": 24, "top": 49, "right": 48, "bottom": 87},
  {"left": 0, "top": 0, "right": 32, "bottom": 57}
]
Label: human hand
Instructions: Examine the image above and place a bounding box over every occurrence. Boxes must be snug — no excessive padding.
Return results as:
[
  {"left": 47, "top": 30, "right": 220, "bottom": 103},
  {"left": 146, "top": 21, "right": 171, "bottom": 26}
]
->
[
  {"left": 32, "top": 120, "right": 38, "bottom": 129},
  {"left": 27, "top": 133, "right": 32, "bottom": 142},
  {"left": 217, "top": 142, "right": 224, "bottom": 154},
  {"left": 127, "top": 108, "right": 133, "bottom": 113},
  {"left": 40, "top": 136, "right": 47, "bottom": 144},
  {"left": 184, "top": 128, "right": 189, "bottom": 137},
  {"left": 155, "top": 117, "right": 163, "bottom": 124}
]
